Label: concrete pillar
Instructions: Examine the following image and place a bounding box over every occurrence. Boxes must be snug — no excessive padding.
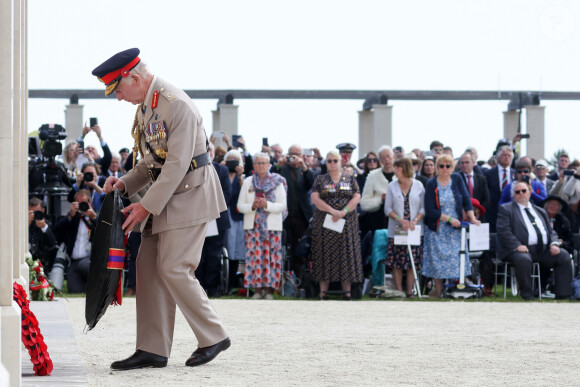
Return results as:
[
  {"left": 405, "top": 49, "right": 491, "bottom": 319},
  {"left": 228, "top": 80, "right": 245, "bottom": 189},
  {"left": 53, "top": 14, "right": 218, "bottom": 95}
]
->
[
  {"left": 503, "top": 110, "right": 520, "bottom": 143},
  {"left": 13, "top": 0, "right": 26, "bottom": 286},
  {"left": 212, "top": 110, "right": 220, "bottom": 133},
  {"left": 372, "top": 104, "right": 393, "bottom": 148},
  {"left": 526, "top": 106, "right": 545, "bottom": 160},
  {"left": 1, "top": 0, "right": 22, "bottom": 384},
  {"left": 65, "top": 103, "right": 84, "bottom": 141},
  {"left": 211, "top": 104, "right": 238, "bottom": 137},
  {"left": 358, "top": 110, "right": 374, "bottom": 156}
]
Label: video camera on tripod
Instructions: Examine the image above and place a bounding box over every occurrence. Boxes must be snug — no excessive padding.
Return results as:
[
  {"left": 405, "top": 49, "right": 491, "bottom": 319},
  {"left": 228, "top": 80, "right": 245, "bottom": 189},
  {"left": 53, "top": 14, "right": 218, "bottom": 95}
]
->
[{"left": 29, "top": 124, "right": 71, "bottom": 222}]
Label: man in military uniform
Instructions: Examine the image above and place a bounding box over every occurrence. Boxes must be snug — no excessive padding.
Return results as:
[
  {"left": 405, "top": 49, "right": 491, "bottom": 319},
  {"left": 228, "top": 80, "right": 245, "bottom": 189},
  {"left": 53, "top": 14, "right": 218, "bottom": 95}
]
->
[{"left": 94, "top": 48, "right": 230, "bottom": 370}]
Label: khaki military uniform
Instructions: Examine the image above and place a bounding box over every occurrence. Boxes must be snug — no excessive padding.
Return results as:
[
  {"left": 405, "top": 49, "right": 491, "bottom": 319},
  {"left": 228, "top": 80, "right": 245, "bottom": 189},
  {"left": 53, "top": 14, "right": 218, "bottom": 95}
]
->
[{"left": 120, "top": 76, "right": 228, "bottom": 357}]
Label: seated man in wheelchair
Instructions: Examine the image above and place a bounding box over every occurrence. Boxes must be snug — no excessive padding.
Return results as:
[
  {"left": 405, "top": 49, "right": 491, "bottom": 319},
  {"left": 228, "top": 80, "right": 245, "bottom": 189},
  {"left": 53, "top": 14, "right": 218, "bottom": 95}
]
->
[{"left": 496, "top": 181, "right": 573, "bottom": 300}]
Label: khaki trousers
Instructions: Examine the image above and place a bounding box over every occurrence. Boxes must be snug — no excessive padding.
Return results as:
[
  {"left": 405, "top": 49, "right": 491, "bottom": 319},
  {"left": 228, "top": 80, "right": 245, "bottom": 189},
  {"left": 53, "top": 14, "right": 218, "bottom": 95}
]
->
[{"left": 136, "top": 223, "right": 228, "bottom": 357}]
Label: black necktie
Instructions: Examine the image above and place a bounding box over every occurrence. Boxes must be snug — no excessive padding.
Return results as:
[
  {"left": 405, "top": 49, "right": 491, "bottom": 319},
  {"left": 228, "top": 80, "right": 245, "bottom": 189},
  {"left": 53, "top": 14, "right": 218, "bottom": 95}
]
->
[{"left": 524, "top": 207, "right": 544, "bottom": 251}]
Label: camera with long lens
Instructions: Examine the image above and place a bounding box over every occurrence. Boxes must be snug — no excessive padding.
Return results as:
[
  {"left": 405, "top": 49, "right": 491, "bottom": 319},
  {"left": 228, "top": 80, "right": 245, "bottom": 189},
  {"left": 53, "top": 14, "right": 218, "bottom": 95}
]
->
[
  {"left": 83, "top": 172, "right": 94, "bottom": 183},
  {"left": 78, "top": 201, "right": 90, "bottom": 213},
  {"left": 49, "top": 252, "right": 67, "bottom": 291}
]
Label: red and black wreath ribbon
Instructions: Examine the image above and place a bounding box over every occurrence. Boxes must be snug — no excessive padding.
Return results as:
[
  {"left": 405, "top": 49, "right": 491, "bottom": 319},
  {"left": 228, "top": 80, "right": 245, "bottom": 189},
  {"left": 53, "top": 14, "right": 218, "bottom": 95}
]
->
[{"left": 13, "top": 282, "right": 53, "bottom": 376}]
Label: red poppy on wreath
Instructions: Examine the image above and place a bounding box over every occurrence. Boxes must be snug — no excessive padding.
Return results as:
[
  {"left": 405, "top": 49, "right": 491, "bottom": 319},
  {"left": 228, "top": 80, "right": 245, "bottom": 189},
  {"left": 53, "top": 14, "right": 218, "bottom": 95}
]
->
[
  {"left": 264, "top": 267, "right": 270, "bottom": 275},
  {"left": 256, "top": 268, "right": 262, "bottom": 275},
  {"left": 274, "top": 235, "right": 280, "bottom": 243},
  {"left": 275, "top": 272, "right": 281, "bottom": 279},
  {"left": 255, "top": 250, "right": 261, "bottom": 257},
  {"left": 256, "top": 277, "right": 262, "bottom": 284},
  {"left": 263, "top": 259, "right": 270, "bottom": 266},
  {"left": 276, "top": 263, "right": 282, "bottom": 269},
  {"left": 264, "top": 250, "right": 270, "bottom": 257}
]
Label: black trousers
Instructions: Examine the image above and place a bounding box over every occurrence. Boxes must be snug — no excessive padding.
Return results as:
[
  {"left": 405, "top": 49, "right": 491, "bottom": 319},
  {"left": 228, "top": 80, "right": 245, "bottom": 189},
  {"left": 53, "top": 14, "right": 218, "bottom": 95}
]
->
[
  {"left": 283, "top": 215, "right": 309, "bottom": 279},
  {"left": 196, "top": 232, "right": 226, "bottom": 291},
  {"left": 67, "top": 257, "right": 90, "bottom": 293},
  {"left": 508, "top": 245, "right": 573, "bottom": 299}
]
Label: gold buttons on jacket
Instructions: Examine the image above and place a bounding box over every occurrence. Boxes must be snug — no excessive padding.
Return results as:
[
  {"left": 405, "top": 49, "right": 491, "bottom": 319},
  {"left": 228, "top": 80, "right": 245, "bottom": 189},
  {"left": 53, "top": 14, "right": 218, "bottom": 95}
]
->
[{"left": 184, "top": 184, "right": 190, "bottom": 189}]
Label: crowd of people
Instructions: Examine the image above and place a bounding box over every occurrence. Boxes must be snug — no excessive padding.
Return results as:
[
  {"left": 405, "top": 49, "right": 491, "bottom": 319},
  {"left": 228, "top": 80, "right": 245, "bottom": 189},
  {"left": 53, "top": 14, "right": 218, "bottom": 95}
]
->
[{"left": 28, "top": 128, "right": 580, "bottom": 301}]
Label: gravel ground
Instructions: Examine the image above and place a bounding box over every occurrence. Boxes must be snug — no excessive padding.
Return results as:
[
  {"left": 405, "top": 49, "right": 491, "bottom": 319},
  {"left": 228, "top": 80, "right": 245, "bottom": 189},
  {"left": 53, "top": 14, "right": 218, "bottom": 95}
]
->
[{"left": 64, "top": 298, "right": 579, "bottom": 386}]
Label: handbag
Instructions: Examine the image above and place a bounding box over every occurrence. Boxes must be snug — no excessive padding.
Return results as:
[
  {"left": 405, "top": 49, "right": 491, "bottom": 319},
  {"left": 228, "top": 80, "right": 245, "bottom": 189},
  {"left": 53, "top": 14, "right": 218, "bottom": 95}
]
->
[{"left": 281, "top": 271, "right": 301, "bottom": 298}]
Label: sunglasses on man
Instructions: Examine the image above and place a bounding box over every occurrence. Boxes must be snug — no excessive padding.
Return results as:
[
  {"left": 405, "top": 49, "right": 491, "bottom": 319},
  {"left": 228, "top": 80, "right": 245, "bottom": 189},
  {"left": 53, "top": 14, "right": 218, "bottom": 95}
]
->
[{"left": 514, "top": 189, "right": 528, "bottom": 194}]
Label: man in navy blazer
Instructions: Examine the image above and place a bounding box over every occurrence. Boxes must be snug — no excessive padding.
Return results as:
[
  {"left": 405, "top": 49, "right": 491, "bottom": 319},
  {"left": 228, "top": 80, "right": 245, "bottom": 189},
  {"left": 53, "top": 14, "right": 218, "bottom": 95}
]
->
[
  {"left": 458, "top": 152, "right": 491, "bottom": 218},
  {"left": 196, "top": 145, "right": 232, "bottom": 297},
  {"left": 496, "top": 181, "right": 572, "bottom": 300},
  {"left": 485, "top": 146, "right": 516, "bottom": 232}
]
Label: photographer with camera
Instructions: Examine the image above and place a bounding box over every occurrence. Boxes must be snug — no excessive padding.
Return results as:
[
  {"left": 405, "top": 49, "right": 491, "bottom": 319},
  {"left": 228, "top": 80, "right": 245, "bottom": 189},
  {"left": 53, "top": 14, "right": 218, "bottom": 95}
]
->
[
  {"left": 54, "top": 189, "right": 97, "bottom": 293},
  {"left": 77, "top": 120, "right": 113, "bottom": 173},
  {"left": 28, "top": 198, "right": 58, "bottom": 273},
  {"left": 271, "top": 144, "right": 314, "bottom": 280},
  {"left": 67, "top": 162, "right": 107, "bottom": 213}
]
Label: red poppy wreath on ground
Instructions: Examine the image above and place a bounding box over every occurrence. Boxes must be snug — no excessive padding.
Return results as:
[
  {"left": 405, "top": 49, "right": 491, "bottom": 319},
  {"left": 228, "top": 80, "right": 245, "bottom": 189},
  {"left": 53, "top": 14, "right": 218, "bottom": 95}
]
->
[{"left": 12, "top": 282, "right": 53, "bottom": 376}]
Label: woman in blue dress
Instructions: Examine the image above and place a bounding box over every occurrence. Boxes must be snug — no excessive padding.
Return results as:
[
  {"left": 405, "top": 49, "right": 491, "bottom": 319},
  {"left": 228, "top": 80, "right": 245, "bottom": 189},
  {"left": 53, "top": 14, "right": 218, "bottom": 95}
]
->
[{"left": 423, "top": 154, "right": 480, "bottom": 297}]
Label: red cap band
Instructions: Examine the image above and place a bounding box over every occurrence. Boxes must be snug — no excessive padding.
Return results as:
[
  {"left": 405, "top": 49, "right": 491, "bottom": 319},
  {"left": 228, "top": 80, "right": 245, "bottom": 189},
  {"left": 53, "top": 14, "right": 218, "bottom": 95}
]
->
[{"left": 100, "top": 56, "right": 141, "bottom": 85}]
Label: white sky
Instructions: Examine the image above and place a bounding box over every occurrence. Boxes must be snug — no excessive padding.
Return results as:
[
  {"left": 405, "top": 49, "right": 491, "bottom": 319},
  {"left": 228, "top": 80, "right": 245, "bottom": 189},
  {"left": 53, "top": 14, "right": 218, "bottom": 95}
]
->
[{"left": 28, "top": 0, "right": 580, "bottom": 162}]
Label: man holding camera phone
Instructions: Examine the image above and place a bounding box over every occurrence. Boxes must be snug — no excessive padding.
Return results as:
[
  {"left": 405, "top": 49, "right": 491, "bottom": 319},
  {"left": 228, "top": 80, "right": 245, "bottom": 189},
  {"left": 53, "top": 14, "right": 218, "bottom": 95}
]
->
[
  {"left": 272, "top": 144, "right": 314, "bottom": 280},
  {"left": 76, "top": 118, "right": 113, "bottom": 173},
  {"left": 54, "top": 189, "right": 97, "bottom": 293}
]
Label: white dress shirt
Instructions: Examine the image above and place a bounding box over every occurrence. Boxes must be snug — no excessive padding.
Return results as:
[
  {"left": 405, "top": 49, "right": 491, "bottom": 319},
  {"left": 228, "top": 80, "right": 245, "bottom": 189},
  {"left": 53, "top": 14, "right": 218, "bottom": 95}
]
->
[
  {"left": 497, "top": 166, "right": 512, "bottom": 187},
  {"left": 516, "top": 202, "right": 547, "bottom": 246}
]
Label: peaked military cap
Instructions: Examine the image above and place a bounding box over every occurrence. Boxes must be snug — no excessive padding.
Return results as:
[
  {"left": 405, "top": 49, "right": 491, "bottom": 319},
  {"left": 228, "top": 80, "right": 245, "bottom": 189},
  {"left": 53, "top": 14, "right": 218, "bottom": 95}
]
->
[
  {"left": 336, "top": 143, "right": 356, "bottom": 153},
  {"left": 92, "top": 48, "right": 141, "bottom": 96}
]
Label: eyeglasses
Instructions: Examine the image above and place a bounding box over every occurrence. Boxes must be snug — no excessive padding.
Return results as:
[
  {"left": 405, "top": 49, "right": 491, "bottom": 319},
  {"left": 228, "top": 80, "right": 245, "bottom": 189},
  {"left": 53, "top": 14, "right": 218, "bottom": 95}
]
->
[
  {"left": 327, "top": 159, "right": 340, "bottom": 164},
  {"left": 514, "top": 189, "right": 528, "bottom": 194},
  {"left": 367, "top": 158, "right": 379, "bottom": 163},
  {"left": 517, "top": 169, "right": 531, "bottom": 174},
  {"left": 438, "top": 164, "right": 452, "bottom": 169}
]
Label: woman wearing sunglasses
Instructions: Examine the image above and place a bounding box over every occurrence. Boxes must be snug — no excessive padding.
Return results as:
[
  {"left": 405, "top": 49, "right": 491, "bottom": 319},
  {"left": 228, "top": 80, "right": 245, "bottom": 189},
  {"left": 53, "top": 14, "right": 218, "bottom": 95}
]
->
[
  {"left": 356, "top": 152, "right": 380, "bottom": 193},
  {"left": 310, "top": 151, "right": 363, "bottom": 300},
  {"left": 422, "top": 154, "right": 480, "bottom": 298}
]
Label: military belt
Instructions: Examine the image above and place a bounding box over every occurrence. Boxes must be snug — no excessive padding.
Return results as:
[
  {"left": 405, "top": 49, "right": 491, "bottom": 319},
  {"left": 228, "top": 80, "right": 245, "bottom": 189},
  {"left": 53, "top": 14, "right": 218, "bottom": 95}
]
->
[{"left": 147, "top": 152, "right": 212, "bottom": 182}]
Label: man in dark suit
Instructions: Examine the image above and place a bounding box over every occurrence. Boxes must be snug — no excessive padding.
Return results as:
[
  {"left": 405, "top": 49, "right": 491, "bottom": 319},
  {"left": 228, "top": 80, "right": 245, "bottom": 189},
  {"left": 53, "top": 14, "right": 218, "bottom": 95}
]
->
[
  {"left": 53, "top": 189, "right": 97, "bottom": 293},
  {"left": 496, "top": 181, "right": 573, "bottom": 300},
  {"left": 196, "top": 143, "right": 232, "bottom": 297},
  {"left": 101, "top": 153, "right": 124, "bottom": 179},
  {"left": 272, "top": 144, "right": 314, "bottom": 279},
  {"left": 458, "top": 152, "right": 491, "bottom": 217},
  {"left": 485, "top": 145, "right": 516, "bottom": 232}
]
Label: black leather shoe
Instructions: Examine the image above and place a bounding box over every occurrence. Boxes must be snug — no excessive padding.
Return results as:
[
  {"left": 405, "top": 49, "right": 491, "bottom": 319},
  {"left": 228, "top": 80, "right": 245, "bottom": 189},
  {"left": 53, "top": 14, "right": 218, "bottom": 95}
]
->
[
  {"left": 185, "top": 337, "right": 231, "bottom": 367},
  {"left": 111, "top": 350, "right": 168, "bottom": 370}
]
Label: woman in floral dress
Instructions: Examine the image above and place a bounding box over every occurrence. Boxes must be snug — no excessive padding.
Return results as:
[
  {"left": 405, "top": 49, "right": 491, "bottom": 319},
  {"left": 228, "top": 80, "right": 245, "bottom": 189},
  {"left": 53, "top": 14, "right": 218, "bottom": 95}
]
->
[
  {"left": 423, "top": 154, "right": 480, "bottom": 297},
  {"left": 310, "top": 151, "right": 363, "bottom": 300},
  {"left": 384, "top": 157, "right": 425, "bottom": 297},
  {"left": 237, "top": 152, "right": 287, "bottom": 299}
]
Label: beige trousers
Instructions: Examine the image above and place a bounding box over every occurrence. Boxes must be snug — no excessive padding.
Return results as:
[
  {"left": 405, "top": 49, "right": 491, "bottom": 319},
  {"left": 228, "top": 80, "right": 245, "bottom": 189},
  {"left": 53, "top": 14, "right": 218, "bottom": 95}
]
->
[{"left": 136, "top": 223, "right": 228, "bottom": 357}]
